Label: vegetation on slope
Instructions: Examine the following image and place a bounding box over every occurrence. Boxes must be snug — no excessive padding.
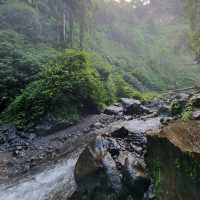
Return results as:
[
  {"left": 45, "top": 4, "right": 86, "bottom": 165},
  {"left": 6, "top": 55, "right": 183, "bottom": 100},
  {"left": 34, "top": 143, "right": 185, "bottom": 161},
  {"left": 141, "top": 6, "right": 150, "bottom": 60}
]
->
[
  {"left": 0, "top": 29, "right": 59, "bottom": 112},
  {"left": 1, "top": 51, "right": 105, "bottom": 128},
  {"left": 0, "top": 0, "right": 200, "bottom": 129},
  {"left": 90, "top": 0, "right": 200, "bottom": 90},
  {"left": 1, "top": 50, "right": 145, "bottom": 128}
]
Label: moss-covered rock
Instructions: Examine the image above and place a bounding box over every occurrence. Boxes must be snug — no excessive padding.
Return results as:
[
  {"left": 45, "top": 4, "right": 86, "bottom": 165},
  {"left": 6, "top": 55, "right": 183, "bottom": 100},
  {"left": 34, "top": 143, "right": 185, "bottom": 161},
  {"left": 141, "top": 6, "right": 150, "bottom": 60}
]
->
[{"left": 146, "top": 121, "right": 200, "bottom": 200}]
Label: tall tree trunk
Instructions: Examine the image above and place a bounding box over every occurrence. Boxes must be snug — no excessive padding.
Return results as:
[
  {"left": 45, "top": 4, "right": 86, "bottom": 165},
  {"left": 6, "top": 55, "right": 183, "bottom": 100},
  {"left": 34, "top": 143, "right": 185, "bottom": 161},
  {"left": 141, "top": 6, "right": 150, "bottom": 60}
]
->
[
  {"left": 79, "top": 22, "right": 84, "bottom": 50},
  {"left": 69, "top": 9, "right": 74, "bottom": 48},
  {"left": 63, "top": 11, "right": 66, "bottom": 42},
  {"left": 55, "top": 5, "right": 60, "bottom": 44},
  {"left": 79, "top": 2, "right": 86, "bottom": 50}
]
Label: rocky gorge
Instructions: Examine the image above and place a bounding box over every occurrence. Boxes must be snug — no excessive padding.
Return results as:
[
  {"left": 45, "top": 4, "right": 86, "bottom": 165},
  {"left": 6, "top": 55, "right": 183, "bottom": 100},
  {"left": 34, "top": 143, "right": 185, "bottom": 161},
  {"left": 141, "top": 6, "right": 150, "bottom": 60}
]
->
[{"left": 0, "top": 88, "right": 200, "bottom": 200}]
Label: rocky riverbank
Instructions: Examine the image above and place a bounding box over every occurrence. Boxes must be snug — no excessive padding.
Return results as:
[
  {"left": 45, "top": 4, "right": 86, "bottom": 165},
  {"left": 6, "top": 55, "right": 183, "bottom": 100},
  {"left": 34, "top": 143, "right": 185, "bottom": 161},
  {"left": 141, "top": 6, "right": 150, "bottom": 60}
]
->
[
  {"left": 0, "top": 88, "right": 200, "bottom": 200},
  {"left": 0, "top": 114, "right": 117, "bottom": 182}
]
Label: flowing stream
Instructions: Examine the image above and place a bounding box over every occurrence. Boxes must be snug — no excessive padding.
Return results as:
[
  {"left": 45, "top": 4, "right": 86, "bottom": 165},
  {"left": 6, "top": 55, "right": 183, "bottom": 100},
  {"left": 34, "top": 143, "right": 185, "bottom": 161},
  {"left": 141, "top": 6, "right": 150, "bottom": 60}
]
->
[
  {"left": 0, "top": 117, "right": 162, "bottom": 200},
  {"left": 0, "top": 156, "right": 78, "bottom": 200}
]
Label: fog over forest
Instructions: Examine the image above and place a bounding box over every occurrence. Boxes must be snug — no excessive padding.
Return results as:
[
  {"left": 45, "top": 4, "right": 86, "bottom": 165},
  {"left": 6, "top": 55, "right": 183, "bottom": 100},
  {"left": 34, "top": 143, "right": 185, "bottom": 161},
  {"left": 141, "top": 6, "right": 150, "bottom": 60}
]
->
[{"left": 0, "top": 0, "right": 200, "bottom": 200}]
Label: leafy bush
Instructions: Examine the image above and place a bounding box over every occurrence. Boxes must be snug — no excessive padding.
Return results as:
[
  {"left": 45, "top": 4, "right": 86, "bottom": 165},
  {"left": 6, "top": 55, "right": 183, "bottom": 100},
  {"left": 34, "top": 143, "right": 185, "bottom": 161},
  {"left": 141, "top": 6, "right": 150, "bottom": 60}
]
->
[
  {"left": 112, "top": 73, "right": 143, "bottom": 100},
  {"left": 0, "top": 30, "right": 59, "bottom": 112},
  {"left": 84, "top": 53, "right": 116, "bottom": 104},
  {"left": 181, "top": 110, "right": 193, "bottom": 122},
  {"left": 181, "top": 105, "right": 193, "bottom": 121},
  {"left": 79, "top": 52, "right": 146, "bottom": 103},
  {"left": 1, "top": 50, "right": 107, "bottom": 128},
  {"left": 171, "top": 101, "right": 184, "bottom": 116}
]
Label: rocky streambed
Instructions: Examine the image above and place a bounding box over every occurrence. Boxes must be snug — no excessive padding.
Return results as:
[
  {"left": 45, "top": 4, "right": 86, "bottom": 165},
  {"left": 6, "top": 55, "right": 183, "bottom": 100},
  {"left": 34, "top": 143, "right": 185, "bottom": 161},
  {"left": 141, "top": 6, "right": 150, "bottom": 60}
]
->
[{"left": 0, "top": 89, "right": 200, "bottom": 200}]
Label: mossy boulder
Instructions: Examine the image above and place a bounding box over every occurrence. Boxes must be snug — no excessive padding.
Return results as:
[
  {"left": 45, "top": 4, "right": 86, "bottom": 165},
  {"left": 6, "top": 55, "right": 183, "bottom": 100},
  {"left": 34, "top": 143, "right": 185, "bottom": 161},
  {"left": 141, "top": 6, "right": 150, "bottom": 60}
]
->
[{"left": 146, "top": 121, "right": 200, "bottom": 200}]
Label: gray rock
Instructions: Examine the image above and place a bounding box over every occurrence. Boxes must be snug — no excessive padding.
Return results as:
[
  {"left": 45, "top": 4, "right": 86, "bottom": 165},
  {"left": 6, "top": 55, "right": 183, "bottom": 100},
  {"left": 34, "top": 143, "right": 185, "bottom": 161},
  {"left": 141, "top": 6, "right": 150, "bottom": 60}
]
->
[
  {"left": 175, "top": 93, "right": 190, "bottom": 102},
  {"left": 104, "top": 105, "right": 123, "bottom": 116},
  {"left": 140, "top": 105, "right": 153, "bottom": 114},
  {"left": 158, "top": 105, "right": 171, "bottom": 116},
  {"left": 122, "top": 154, "right": 150, "bottom": 199},
  {"left": 121, "top": 98, "right": 141, "bottom": 109},
  {"left": 190, "top": 94, "right": 200, "bottom": 107},
  {"left": 160, "top": 117, "right": 173, "bottom": 125},
  {"left": 106, "top": 138, "right": 121, "bottom": 157},
  {"left": 73, "top": 136, "right": 123, "bottom": 199},
  {"left": 92, "top": 122, "right": 104, "bottom": 129},
  {"left": 102, "top": 152, "right": 122, "bottom": 192},
  {"left": 121, "top": 98, "right": 142, "bottom": 115},
  {"left": 0, "top": 124, "right": 17, "bottom": 144},
  {"left": 34, "top": 114, "right": 72, "bottom": 136},
  {"left": 124, "top": 118, "right": 161, "bottom": 135},
  {"left": 120, "top": 98, "right": 152, "bottom": 115},
  {"left": 192, "top": 110, "right": 200, "bottom": 120}
]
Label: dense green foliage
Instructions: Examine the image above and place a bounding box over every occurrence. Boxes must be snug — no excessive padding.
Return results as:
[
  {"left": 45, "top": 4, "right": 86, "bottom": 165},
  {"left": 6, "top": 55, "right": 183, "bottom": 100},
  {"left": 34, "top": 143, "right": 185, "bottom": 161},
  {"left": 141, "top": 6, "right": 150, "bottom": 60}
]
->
[
  {"left": 0, "top": 29, "right": 58, "bottom": 112},
  {"left": 90, "top": 0, "right": 200, "bottom": 90},
  {"left": 1, "top": 51, "right": 108, "bottom": 128},
  {"left": 1, "top": 0, "right": 199, "bottom": 92},
  {"left": 184, "top": 0, "right": 200, "bottom": 62},
  {"left": 0, "top": 0, "right": 200, "bottom": 128},
  {"left": 1, "top": 49, "right": 144, "bottom": 128}
]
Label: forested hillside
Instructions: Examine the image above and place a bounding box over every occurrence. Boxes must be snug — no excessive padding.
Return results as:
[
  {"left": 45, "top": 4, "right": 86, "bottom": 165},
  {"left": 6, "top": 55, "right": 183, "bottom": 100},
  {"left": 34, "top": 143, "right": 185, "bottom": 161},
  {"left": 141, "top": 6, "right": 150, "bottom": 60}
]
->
[
  {"left": 1, "top": 1, "right": 200, "bottom": 200},
  {"left": 0, "top": 0, "right": 200, "bottom": 127}
]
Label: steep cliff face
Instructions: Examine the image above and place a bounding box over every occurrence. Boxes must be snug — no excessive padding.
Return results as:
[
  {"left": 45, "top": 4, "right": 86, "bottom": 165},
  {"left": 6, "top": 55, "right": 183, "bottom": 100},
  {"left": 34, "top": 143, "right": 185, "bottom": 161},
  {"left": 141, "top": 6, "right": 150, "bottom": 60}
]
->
[{"left": 146, "top": 121, "right": 200, "bottom": 200}]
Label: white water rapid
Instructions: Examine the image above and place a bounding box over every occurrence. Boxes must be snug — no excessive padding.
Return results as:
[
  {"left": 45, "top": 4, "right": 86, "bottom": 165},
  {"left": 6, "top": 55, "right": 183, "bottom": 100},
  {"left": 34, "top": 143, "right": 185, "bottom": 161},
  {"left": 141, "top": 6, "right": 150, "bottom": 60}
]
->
[{"left": 0, "top": 157, "right": 77, "bottom": 200}]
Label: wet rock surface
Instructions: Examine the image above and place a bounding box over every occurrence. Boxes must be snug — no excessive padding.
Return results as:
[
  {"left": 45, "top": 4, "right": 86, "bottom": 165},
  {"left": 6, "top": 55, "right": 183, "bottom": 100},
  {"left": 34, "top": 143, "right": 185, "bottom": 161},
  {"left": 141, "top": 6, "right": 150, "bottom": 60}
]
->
[
  {"left": 0, "top": 114, "right": 116, "bottom": 182},
  {"left": 70, "top": 117, "right": 161, "bottom": 200}
]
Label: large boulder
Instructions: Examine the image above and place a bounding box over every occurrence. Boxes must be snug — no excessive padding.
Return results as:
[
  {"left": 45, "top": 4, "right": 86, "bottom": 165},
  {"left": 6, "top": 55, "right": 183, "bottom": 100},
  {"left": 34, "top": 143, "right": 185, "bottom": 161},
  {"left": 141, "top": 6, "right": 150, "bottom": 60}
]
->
[
  {"left": 120, "top": 98, "right": 151, "bottom": 115},
  {"left": 121, "top": 98, "right": 142, "bottom": 109},
  {"left": 71, "top": 136, "right": 123, "bottom": 200},
  {"left": 123, "top": 159, "right": 150, "bottom": 199},
  {"left": 118, "top": 151, "right": 151, "bottom": 199},
  {"left": 190, "top": 94, "right": 200, "bottom": 107},
  {"left": 146, "top": 121, "right": 200, "bottom": 200},
  {"left": 104, "top": 105, "right": 123, "bottom": 116},
  {"left": 71, "top": 117, "right": 162, "bottom": 200}
]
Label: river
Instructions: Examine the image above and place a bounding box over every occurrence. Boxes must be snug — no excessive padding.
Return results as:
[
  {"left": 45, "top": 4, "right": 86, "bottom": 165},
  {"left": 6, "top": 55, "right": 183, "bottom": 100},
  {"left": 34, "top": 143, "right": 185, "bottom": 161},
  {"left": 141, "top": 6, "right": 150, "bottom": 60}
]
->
[{"left": 0, "top": 156, "right": 78, "bottom": 200}]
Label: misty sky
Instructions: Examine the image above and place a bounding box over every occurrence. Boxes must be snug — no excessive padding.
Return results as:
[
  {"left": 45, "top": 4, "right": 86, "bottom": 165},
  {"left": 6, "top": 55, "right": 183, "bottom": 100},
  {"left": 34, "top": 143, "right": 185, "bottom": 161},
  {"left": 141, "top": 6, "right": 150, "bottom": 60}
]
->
[{"left": 114, "top": 0, "right": 150, "bottom": 5}]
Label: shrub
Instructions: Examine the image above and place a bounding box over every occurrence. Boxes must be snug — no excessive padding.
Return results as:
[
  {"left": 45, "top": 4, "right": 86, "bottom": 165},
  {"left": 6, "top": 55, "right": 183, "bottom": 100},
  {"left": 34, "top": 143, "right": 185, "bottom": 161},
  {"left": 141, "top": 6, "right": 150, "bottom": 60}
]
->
[
  {"left": 0, "top": 30, "right": 59, "bottom": 112},
  {"left": 171, "top": 101, "right": 184, "bottom": 116},
  {"left": 1, "top": 50, "right": 107, "bottom": 128},
  {"left": 181, "top": 105, "right": 193, "bottom": 121},
  {"left": 181, "top": 110, "right": 193, "bottom": 122},
  {"left": 112, "top": 73, "right": 142, "bottom": 100}
]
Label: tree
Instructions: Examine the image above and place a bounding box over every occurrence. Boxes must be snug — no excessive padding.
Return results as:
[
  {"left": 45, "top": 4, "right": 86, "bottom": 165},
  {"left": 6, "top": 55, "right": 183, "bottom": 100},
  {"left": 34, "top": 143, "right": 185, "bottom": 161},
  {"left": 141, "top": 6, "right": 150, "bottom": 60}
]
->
[{"left": 184, "top": 0, "right": 200, "bottom": 62}]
